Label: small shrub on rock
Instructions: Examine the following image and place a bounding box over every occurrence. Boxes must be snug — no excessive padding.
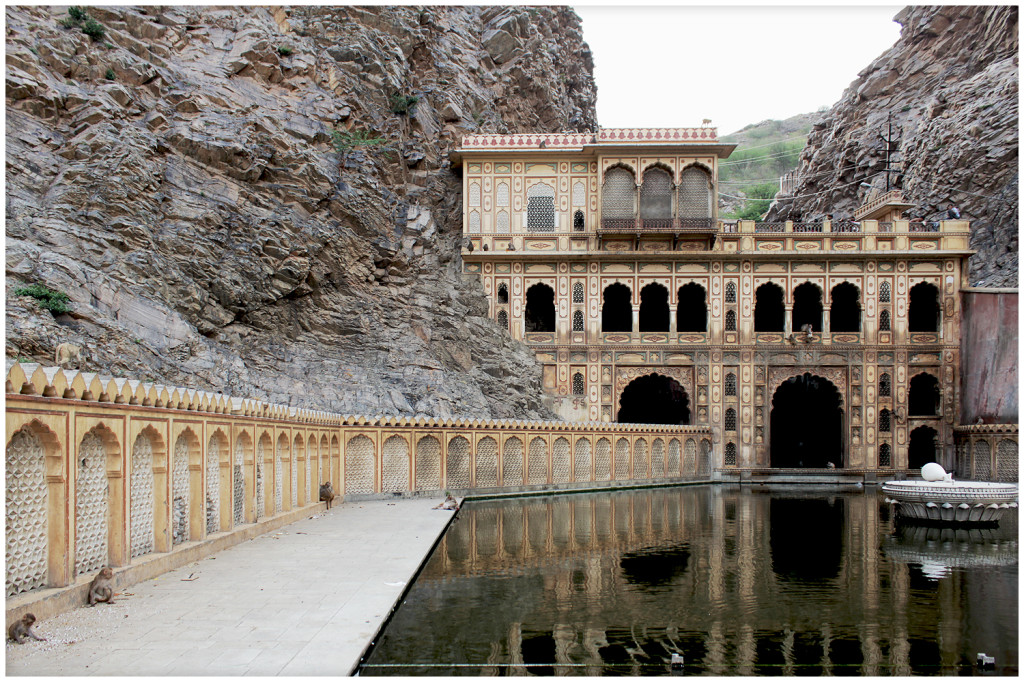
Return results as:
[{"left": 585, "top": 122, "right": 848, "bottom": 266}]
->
[
  {"left": 389, "top": 93, "right": 419, "bottom": 116},
  {"left": 105, "top": 67, "right": 116, "bottom": 80},
  {"left": 81, "top": 18, "right": 105, "bottom": 42},
  {"left": 14, "top": 284, "right": 72, "bottom": 314},
  {"left": 277, "top": 45, "right": 293, "bottom": 56},
  {"left": 68, "top": 6, "right": 88, "bottom": 22}
]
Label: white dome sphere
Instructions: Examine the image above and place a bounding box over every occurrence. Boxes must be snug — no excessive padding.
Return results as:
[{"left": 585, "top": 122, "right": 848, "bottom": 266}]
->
[{"left": 921, "top": 462, "right": 948, "bottom": 482}]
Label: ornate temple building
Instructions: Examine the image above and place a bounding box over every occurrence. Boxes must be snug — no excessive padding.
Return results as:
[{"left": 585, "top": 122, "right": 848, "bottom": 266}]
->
[{"left": 454, "top": 128, "right": 975, "bottom": 477}]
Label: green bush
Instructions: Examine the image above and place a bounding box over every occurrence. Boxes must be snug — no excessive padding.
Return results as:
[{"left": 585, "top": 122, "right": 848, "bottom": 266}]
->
[
  {"left": 68, "top": 6, "right": 88, "bottom": 22},
  {"left": 105, "top": 67, "right": 116, "bottom": 80},
  {"left": 330, "top": 129, "right": 388, "bottom": 155},
  {"left": 81, "top": 18, "right": 105, "bottom": 41},
  {"left": 14, "top": 284, "right": 72, "bottom": 314},
  {"left": 277, "top": 45, "right": 293, "bottom": 56},
  {"left": 389, "top": 92, "right": 419, "bottom": 116},
  {"left": 59, "top": 16, "right": 79, "bottom": 29}
]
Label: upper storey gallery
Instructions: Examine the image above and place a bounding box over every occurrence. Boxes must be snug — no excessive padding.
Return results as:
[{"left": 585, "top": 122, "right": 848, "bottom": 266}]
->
[
  {"left": 451, "top": 127, "right": 735, "bottom": 249},
  {"left": 453, "top": 128, "right": 971, "bottom": 256}
]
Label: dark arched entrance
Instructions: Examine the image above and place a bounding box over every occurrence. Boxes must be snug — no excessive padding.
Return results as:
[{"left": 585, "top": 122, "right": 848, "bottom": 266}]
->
[
  {"left": 639, "top": 283, "right": 669, "bottom": 332},
  {"left": 792, "top": 282, "right": 822, "bottom": 332},
  {"left": 908, "top": 426, "right": 938, "bottom": 470},
  {"left": 618, "top": 374, "right": 690, "bottom": 425},
  {"left": 602, "top": 283, "right": 632, "bottom": 332},
  {"left": 770, "top": 373, "right": 843, "bottom": 467},
  {"left": 524, "top": 284, "right": 555, "bottom": 332}
]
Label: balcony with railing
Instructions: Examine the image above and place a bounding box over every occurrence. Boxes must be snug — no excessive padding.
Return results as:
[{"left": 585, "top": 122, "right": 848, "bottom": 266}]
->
[{"left": 598, "top": 217, "right": 718, "bottom": 233}]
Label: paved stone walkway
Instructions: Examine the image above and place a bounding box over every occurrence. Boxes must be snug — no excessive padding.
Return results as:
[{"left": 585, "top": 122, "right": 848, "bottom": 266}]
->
[{"left": 5, "top": 497, "right": 455, "bottom": 676}]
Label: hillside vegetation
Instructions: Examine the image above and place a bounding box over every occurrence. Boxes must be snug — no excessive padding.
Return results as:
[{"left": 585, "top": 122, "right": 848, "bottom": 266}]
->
[{"left": 719, "top": 113, "right": 815, "bottom": 219}]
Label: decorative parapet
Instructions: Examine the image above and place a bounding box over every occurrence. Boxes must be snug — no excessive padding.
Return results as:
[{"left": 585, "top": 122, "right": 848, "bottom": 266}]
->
[
  {"left": 5, "top": 363, "right": 710, "bottom": 435},
  {"left": 459, "top": 127, "right": 719, "bottom": 151}
]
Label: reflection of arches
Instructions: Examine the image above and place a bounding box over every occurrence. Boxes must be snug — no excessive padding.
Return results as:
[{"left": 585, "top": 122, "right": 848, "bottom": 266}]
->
[
  {"left": 830, "top": 282, "right": 861, "bottom": 332},
  {"left": 502, "top": 437, "right": 524, "bottom": 486},
  {"left": 525, "top": 283, "right": 555, "bottom": 332},
  {"left": 771, "top": 498, "right": 843, "bottom": 582},
  {"left": 677, "top": 282, "right": 707, "bottom": 332},
  {"left": 755, "top": 283, "right": 785, "bottom": 332},
  {"left": 639, "top": 283, "right": 669, "bottom": 332},
  {"left": 792, "top": 282, "right": 822, "bottom": 332},
  {"left": 909, "top": 373, "right": 940, "bottom": 416},
  {"left": 770, "top": 373, "right": 843, "bottom": 467},
  {"left": 415, "top": 436, "right": 441, "bottom": 491},
  {"left": 909, "top": 282, "right": 940, "bottom": 332},
  {"left": 618, "top": 373, "right": 690, "bottom": 425},
  {"left": 602, "top": 283, "right": 632, "bottom": 332},
  {"left": 909, "top": 426, "right": 938, "bottom": 469}
]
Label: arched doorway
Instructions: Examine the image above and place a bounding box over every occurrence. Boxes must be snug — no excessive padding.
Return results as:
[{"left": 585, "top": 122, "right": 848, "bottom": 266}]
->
[
  {"left": 908, "top": 282, "right": 940, "bottom": 332},
  {"left": 602, "top": 283, "right": 632, "bottom": 332},
  {"left": 524, "top": 284, "right": 555, "bottom": 332},
  {"left": 755, "top": 283, "right": 785, "bottom": 332},
  {"left": 908, "top": 426, "right": 938, "bottom": 470},
  {"left": 676, "top": 283, "right": 707, "bottom": 332},
  {"left": 770, "top": 373, "right": 843, "bottom": 467},
  {"left": 639, "top": 283, "right": 669, "bottom": 332},
  {"left": 792, "top": 282, "right": 822, "bottom": 332},
  {"left": 618, "top": 374, "right": 690, "bottom": 425}
]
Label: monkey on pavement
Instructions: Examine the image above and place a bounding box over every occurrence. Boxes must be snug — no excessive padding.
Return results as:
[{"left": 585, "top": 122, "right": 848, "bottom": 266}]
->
[
  {"left": 8, "top": 614, "right": 46, "bottom": 644},
  {"left": 319, "top": 481, "right": 336, "bottom": 510}
]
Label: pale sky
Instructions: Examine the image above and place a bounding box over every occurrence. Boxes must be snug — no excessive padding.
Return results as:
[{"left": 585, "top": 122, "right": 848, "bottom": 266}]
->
[{"left": 574, "top": 5, "right": 903, "bottom": 135}]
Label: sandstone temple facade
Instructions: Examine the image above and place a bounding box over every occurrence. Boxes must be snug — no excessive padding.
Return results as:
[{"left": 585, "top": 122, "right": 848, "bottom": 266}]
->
[{"left": 455, "top": 128, "right": 978, "bottom": 478}]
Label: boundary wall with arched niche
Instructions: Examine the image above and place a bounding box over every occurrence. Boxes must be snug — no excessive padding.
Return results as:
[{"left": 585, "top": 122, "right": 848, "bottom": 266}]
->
[{"left": 5, "top": 363, "right": 712, "bottom": 606}]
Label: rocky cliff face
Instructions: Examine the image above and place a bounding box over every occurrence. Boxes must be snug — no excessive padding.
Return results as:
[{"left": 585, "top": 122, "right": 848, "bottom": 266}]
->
[
  {"left": 5, "top": 5, "right": 597, "bottom": 418},
  {"left": 769, "top": 6, "right": 1018, "bottom": 287}
]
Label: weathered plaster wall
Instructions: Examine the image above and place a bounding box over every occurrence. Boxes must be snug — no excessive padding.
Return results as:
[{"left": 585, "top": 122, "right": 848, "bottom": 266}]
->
[{"left": 960, "top": 289, "right": 1018, "bottom": 423}]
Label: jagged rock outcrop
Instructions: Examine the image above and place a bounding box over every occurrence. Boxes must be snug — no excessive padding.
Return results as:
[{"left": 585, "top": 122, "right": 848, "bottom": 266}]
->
[
  {"left": 769, "top": 6, "right": 1018, "bottom": 287},
  {"left": 5, "top": 6, "right": 598, "bottom": 418}
]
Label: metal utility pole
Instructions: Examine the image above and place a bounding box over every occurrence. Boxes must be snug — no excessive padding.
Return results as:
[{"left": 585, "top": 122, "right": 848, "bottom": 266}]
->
[{"left": 878, "top": 112, "right": 902, "bottom": 192}]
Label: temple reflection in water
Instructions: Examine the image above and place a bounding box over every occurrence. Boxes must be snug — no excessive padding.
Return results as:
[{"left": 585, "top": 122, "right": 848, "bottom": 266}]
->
[{"left": 362, "top": 486, "right": 1017, "bottom": 676}]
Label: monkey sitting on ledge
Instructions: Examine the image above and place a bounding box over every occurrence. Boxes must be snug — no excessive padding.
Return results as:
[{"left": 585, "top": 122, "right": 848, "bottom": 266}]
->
[{"left": 88, "top": 567, "right": 115, "bottom": 606}]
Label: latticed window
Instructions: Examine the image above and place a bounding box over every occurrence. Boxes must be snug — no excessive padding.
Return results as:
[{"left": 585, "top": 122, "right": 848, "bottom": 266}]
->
[
  {"left": 497, "top": 310, "right": 508, "bottom": 329},
  {"left": 640, "top": 167, "right": 673, "bottom": 219},
  {"left": 572, "top": 181, "right": 585, "bottom": 207},
  {"left": 572, "top": 372, "right": 585, "bottom": 395},
  {"left": 725, "top": 408, "right": 737, "bottom": 431},
  {"left": 879, "top": 372, "right": 891, "bottom": 397},
  {"left": 496, "top": 210, "right": 510, "bottom": 233},
  {"left": 879, "top": 280, "right": 891, "bottom": 303},
  {"left": 469, "top": 211, "right": 480, "bottom": 233},
  {"left": 879, "top": 309, "right": 891, "bottom": 331},
  {"left": 572, "top": 309, "right": 584, "bottom": 331},
  {"left": 678, "top": 166, "right": 712, "bottom": 219},
  {"left": 469, "top": 182, "right": 481, "bottom": 207},
  {"left": 573, "top": 282, "right": 584, "bottom": 303},
  {"left": 496, "top": 182, "right": 509, "bottom": 206},
  {"left": 573, "top": 210, "right": 585, "bottom": 231},
  {"left": 725, "top": 442, "right": 737, "bottom": 466},
  {"left": 725, "top": 281, "right": 737, "bottom": 303},
  {"left": 497, "top": 283, "right": 509, "bottom": 304},
  {"left": 725, "top": 373, "right": 737, "bottom": 396},
  {"left": 527, "top": 184, "right": 555, "bottom": 232},
  {"left": 879, "top": 443, "right": 891, "bottom": 467},
  {"left": 879, "top": 409, "right": 891, "bottom": 432},
  {"left": 602, "top": 167, "right": 636, "bottom": 220},
  {"left": 725, "top": 310, "right": 737, "bottom": 331}
]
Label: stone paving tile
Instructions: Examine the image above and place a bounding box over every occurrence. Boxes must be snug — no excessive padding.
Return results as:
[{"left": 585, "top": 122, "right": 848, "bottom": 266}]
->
[{"left": 5, "top": 498, "right": 454, "bottom": 676}]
